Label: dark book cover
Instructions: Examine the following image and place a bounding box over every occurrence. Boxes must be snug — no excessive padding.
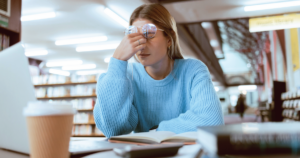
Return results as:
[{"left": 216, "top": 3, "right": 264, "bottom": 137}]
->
[{"left": 197, "top": 122, "right": 300, "bottom": 155}]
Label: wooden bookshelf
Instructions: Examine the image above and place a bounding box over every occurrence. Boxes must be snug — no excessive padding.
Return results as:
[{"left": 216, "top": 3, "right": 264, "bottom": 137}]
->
[
  {"left": 282, "top": 97, "right": 300, "bottom": 101},
  {"left": 34, "top": 81, "right": 97, "bottom": 87},
  {"left": 77, "top": 109, "right": 94, "bottom": 112},
  {"left": 37, "top": 95, "right": 97, "bottom": 100},
  {"left": 0, "top": 0, "right": 21, "bottom": 47}
]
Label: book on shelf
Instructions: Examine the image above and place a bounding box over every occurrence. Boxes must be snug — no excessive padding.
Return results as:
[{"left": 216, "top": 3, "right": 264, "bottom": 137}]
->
[
  {"left": 0, "top": 33, "right": 10, "bottom": 51},
  {"left": 197, "top": 122, "right": 300, "bottom": 156},
  {"left": 109, "top": 131, "right": 197, "bottom": 145},
  {"left": 35, "top": 85, "right": 96, "bottom": 98},
  {"left": 32, "top": 74, "right": 99, "bottom": 85},
  {"left": 39, "top": 99, "right": 95, "bottom": 110},
  {"left": 72, "top": 125, "right": 104, "bottom": 136},
  {"left": 73, "top": 113, "right": 94, "bottom": 124},
  {"left": 72, "top": 125, "right": 92, "bottom": 135},
  {"left": 95, "top": 127, "right": 104, "bottom": 135}
]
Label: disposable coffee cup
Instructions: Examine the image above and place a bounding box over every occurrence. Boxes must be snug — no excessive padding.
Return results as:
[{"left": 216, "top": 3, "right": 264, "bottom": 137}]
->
[{"left": 23, "top": 101, "right": 76, "bottom": 158}]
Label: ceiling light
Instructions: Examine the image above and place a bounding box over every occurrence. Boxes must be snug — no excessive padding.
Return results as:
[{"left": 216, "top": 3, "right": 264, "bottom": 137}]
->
[
  {"left": 46, "top": 60, "right": 83, "bottom": 67},
  {"left": 104, "top": 8, "right": 128, "bottom": 27},
  {"left": 104, "top": 57, "right": 110, "bottom": 63},
  {"left": 214, "top": 87, "right": 219, "bottom": 92},
  {"left": 76, "top": 43, "right": 119, "bottom": 52},
  {"left": 244, "top": 1, "right": 300, "bottom": 12},
  {"left": 25, "top": 50, "right": 48, "bottom": 57},
  {"left": 55, "top": 36, "right": 108, "bottom": 45},
  {"left": 201, "top": 22, "right": 211, "bottom": 29},
  {"left": 238, "top": 85, "right": 257, "bottom": 91},
  {"left": 214, "top": 50, "right": 222, "bottom": 55},
  {"left": 21, "top": 12, "right": 56, "bottom": 21},
  {"left": 76, "top": 70, "right": 106, "bottom": 75},
  {"left": 62, "top": 64, "right": 96, "bottom": 70},
  {"left": 49, "top": 69, "right": 70, "bottom": 76},
  {"left": 210, "top": 40, "right": 218, "bottom": 47}
]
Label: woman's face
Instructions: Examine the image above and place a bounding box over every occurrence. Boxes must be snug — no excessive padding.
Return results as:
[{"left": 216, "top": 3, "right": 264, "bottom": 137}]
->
[{"left": 132, "top": 18, "right": 170, "bottom": 66}]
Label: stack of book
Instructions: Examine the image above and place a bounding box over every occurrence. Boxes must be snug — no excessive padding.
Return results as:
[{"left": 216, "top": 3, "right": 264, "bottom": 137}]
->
[{"left": 197, "top": 122, "right": 300, "bottom": 157}]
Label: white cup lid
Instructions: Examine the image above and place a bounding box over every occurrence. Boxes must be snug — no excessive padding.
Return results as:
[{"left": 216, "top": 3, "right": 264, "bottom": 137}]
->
[{"left": 23, "top": 101, "right": 77, "bottom": 116}]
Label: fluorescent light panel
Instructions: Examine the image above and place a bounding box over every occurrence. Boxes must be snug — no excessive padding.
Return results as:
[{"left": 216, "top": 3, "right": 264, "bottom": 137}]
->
[
  {"left": 25, "top": 50, "right": 48, "bottom": 57},
  {"left": 76, "top": 70, "right": 106, "bottom": 75},
  {"left": 46, "top": 60, "right": 83, "bottom": 67},
  {"left": 238, "top": 85, "right": 257, "bottom": 91},
  {"left": 49, "top": 69, "right": 70, "bottom": 76},
  {"left": 244, "top": 1, "right": 300, "bottom": 12},
  {"left": 55, "top": 36, "right": 108, "bottom": 45},
  {"left": 104, "top": 8, "right": 128, "bottom": 27},
  {"left": 21, "top": 12, "right": 56, "bottom": 21},
  {"left": 76, "top": 43, "right": 119, "bottom": 52},
  {"left": 62, "top": 64, "right": 96, "bottom": 70}
]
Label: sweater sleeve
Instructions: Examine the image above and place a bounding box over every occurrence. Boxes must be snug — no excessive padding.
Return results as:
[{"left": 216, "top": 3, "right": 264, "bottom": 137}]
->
[
  {"left": 156, "top": 61, "right": 224, "bottom": 133},
  {"left": 93, "top": 57, "right": 138, "bottom": 138}
]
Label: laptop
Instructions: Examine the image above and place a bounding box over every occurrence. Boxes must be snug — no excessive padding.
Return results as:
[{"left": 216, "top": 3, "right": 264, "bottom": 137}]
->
[{"left": 0, "top": 43, "right": 130, "bottom": 156}]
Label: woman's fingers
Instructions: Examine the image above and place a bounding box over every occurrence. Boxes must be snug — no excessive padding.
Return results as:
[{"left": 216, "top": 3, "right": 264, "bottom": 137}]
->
[
  {"left": 133, "top": 43, "right": 146, "bottom": 52},
  {"left": 133, "top": 38, "right": 147, "bottom": 47}
]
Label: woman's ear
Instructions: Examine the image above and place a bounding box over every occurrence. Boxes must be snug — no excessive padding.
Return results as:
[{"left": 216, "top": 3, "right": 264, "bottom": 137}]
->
[{"left": 167, "top": 37, "right": 171, "bottom": 47}]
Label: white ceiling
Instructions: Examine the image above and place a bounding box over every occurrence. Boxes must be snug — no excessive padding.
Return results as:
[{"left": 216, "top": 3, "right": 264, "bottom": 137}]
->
[
  {"left": 21, "top": 0, "right": 300, "bottom": 74},
  {"left": 21, "top": 0, "right": 145, "bottom": 71},
  {"left": 165, "top": 0, "right": 300, "bottom": 23}
]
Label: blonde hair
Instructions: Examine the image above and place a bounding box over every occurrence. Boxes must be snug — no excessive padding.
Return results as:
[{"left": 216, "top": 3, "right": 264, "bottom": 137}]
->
[{"left": 129, "top": 4, "right": 183, "bottom": 60}]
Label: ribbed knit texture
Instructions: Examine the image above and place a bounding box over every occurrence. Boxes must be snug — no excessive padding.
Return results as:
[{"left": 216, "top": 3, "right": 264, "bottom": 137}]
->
[{"left": 94, "top": 57, "right": 224, "bottom": 138}]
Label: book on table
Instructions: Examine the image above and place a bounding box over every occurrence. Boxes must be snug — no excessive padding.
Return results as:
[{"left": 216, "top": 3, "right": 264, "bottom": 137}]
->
[
  {"left": 197, "top": 122, "right": 300, "bottom": 156},
  {"left": 109, "top": 131, "right": 197, "bottom": 145}
]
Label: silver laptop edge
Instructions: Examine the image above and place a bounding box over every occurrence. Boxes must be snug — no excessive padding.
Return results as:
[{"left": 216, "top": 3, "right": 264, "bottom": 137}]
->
[{"left": 0, "top": 43, "right": 36, "bottom": 154}]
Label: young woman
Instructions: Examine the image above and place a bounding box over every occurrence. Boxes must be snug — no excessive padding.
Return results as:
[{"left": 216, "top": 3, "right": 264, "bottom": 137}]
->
[{"left": 94, "top": 4, "right": 224, "bottom": 138}]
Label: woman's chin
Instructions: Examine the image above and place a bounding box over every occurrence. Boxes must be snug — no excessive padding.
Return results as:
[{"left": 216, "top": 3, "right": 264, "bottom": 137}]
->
[{"left": 139, "top": 59, "right": 153, "bottom": 66}]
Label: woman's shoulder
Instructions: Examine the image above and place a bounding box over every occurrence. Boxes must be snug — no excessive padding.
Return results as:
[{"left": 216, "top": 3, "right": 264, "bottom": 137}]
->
[{"left": 176, "top": 58, "right": 208, "bottom": 72}]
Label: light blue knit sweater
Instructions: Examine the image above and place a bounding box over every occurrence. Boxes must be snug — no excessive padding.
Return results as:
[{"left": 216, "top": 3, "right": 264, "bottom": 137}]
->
[{"left": 94, "top": 57, "right": 224, "bottom": 138}]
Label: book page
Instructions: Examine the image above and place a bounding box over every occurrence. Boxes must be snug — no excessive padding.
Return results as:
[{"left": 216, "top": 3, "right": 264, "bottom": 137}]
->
[
  {"left": 162, "top": 132, "right": 198, "bottom": 142},
  {"left": 109, "top": 131, "right": 175, "bottom": 143}
]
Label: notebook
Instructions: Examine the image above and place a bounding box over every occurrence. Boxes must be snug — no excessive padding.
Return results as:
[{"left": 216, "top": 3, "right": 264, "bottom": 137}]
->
[{"left": 109, "top": 131, "right": 197, "bottom": 145}]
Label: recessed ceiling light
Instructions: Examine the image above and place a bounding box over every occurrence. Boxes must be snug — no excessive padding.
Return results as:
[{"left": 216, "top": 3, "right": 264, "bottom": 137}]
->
[
  {"left": 62, "top": 64, "right": 96, "bottom": 70},
  {"left": 21, "top": 12, "right": 56, "bottom": 21},
  {"left": 55, "top": 36, "right": 108, "bottom": 45},
  {"left": 76, "top": 70, "right": 106, "bottom": 75},
  {"left": 25, "top": 50, "right": 48, "bottom": 57},
  {"left": 210, "top": 40, "right": 218, "bottom": 47},
  {"left": 104, "top": 8, "right": 128, "bottom": 27},
  {"left": 46, "top": 60, "right": 83, "bottom": 67},
  {"left": 244, "top": 1, "right": 300, "bottom": 12},
  {"left": 201, "top": 22, "right": 211, "bottom": 29},
  {"left": 49, "top": 69, "right": 70, "bottom": 76},
  {"left": 76, "top": 43, "right": 119, "bottom": 52}
]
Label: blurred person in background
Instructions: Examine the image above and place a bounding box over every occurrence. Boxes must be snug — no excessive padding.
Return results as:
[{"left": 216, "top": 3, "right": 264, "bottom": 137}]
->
[{"left": 236, "top": 93, "right": 247, "bottom": 119}]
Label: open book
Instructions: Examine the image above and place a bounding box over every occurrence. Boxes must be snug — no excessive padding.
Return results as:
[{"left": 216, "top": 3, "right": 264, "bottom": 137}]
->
[{"left": 109, "top": 131, "right": 197, "bottom": 145}]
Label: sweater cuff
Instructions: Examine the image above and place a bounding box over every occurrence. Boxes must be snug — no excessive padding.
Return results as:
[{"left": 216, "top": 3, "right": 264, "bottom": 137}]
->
[{"left": 106, "top": 57, "right": 128, "bottom": 78}]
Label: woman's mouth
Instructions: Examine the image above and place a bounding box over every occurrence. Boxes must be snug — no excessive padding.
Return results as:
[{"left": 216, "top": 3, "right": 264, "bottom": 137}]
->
[{"left": 138, "top": 54, "right": 151, "bottom": 57}]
